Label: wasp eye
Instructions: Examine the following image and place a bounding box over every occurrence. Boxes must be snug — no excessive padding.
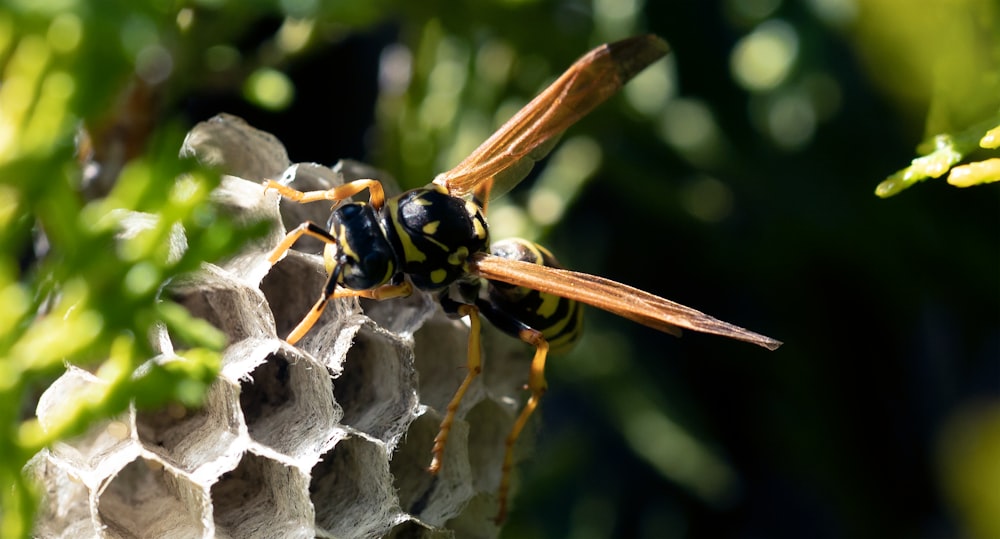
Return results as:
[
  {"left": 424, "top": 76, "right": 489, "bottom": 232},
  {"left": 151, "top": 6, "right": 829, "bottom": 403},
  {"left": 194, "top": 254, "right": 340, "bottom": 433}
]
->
[{"left": 328, "top": 202, "right": 397, "bottom": 290}]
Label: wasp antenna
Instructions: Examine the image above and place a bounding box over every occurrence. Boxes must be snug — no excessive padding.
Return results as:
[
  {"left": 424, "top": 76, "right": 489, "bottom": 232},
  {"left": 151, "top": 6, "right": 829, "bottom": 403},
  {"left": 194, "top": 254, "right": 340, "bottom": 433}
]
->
[{"left": 608, "top": 34, "right": 671, "bottom": 83}]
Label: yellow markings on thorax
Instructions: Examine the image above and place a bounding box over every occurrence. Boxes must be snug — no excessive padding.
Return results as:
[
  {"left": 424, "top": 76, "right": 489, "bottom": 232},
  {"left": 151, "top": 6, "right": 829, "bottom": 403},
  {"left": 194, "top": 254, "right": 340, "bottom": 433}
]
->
[
  {"left": 447, "top": 246, "right": 469, "bottom": 267},
  {"left": 391, "top": 186, "right": 485, "bottom": 274},
  {"left": 465, "top": 200, "right": 488, "bottom": 240},
  {"left": 421, "top": 232, "right": 450, "bottom": 252},
  {"left": 388, "top": 196, "right": 427, "bottom": 263},
  {"left": 422, "top": 221, "right": 440, "bottom": 235},
  {"left": 430, "top": 247, "right": 471, "bottom": 285},
  {"left": 430, "top": 268, "right": 448, "bottom": 284}
]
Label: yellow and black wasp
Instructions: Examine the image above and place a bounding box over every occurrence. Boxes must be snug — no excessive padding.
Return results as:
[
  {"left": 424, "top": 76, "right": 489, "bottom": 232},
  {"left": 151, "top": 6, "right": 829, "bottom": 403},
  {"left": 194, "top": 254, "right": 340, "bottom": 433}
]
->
[{"left": 262, "top": 34, "right": 782, "bottom": 522}]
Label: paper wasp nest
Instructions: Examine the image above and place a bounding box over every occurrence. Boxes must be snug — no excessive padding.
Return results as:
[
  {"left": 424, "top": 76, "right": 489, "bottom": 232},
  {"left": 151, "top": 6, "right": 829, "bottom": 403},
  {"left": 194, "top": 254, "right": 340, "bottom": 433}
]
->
[{"left": 29, "top": 114, "right": 533, "bottom": 538}]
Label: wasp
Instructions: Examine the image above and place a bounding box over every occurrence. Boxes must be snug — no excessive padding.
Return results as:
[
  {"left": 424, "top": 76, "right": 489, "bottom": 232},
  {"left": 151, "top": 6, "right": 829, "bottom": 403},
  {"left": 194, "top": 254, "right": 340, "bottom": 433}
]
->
[{"left": 262, "top": 34, "right": 781, "bottom": 522}]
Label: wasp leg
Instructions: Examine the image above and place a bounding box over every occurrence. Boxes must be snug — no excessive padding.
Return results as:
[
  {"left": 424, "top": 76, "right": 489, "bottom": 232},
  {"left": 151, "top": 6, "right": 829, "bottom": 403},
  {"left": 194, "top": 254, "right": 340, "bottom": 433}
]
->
[
  {"left": 263, "top": 178, "right": 387, "bottom": 209},
  {"left": 270, "top": 222, "right": 411, "bottom": 345},
  {"left": 267, "top": 221, "right": 335, "bottom": 265},
  {"left": 496, "top": 328, "right": 549, "bottom": 524},
  {"left": 285, "top": 279, "right": 413, "bottom": 345},
  {"left": 429, "top": 304, "right": 482, "bottom": 475},
  {"left": 347, "top": 281, "right": 414, "bottom": 301}
]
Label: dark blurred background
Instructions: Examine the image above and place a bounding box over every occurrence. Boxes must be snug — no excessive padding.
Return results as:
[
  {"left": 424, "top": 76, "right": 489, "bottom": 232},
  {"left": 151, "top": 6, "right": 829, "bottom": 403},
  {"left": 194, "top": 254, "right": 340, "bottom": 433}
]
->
[{"left": 174, "top": 0, "right": 997, "bottom": 537}]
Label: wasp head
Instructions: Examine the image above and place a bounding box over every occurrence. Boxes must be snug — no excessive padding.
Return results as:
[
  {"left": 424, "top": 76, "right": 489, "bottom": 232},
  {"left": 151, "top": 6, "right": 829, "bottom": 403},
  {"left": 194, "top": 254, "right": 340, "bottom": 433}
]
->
[{"left": 327, "top": 202, "right": 397, "bottom": 290}]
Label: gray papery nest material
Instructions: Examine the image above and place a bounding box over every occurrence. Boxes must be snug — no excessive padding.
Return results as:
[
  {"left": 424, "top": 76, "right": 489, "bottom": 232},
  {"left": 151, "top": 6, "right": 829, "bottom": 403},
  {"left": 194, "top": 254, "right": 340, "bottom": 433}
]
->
[{"left": 29, "top": 114, "right": 533, "bottom": 539}]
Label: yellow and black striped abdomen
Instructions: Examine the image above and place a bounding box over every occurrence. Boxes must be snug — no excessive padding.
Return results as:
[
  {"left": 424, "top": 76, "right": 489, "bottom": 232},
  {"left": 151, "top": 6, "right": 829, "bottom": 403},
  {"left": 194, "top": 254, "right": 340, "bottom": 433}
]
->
[{"left": 486, "top": 238, "right": 583, "bottom": 354}]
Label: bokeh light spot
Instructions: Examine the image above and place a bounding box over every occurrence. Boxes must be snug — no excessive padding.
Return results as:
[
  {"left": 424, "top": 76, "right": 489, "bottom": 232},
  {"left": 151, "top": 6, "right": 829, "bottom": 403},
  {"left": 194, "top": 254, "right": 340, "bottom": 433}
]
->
[
  {"left": 124, "top": 262, "right": 160, "bottom": 298},
  {"left": 625, "top": 55, "right": 675, "bottom": 117},
  {"left": 420, "top": 59, "right": 464, "bottom": 129},
  {"left": 378, "top": 44, "right": 412, "bottom": 96},
  {"left": 44, "top": 70, "right": 74, "bottom": 99},
  {"left": 475, "top": 39, "right": 514, "bottom": 85},
  {"left": 681, "top": 175, "right": 734, "bottom": 223},
  {"left": 595, "top": 0, "right": 640, "bottom": 32},
  {"left": 659, "top": 98, "right": 720, "bottom": 160},
  {"left": 730, "top": 19, "right": 799, "bottom": 91},
  {"left": 278, "top": 0, "right": 318, "bottom": 17},
  {"left": 806, "top": 0, "right": 858, "bottom": 27},
  {"left": 765, "top": 91, "right": 816, "bottom": 149},
  {"left": 176, "top": 8, "right": 194, "bottom": 31},
  {"left": 47, "top": 14, "right": 82, "bottom": 53},
  {"left": 528, "top": 136, "right": 602, "bottom": 226},
  {"left": 135, "top": 45, "right": 173, "bottom": 84},
  {"left": 244, "top": 68, "right": 295, "bottom": 111},
  {"left": 486, "top": 203, "right": 529, "bottom": 240},
  {"left": 527, "top": 188, "right": 564, "bottom": 227},
  {"left": 277, "top": 18, "right": 313, "bottom": 53}
]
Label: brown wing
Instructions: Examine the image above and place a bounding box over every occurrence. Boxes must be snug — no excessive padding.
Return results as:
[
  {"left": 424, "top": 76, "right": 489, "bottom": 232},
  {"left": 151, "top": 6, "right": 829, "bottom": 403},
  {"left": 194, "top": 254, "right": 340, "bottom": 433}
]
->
[
  {"left": 470, "top": 252, "right": 783, "bottom": 351},
  {"left": 434, "top": 34, "right": 670, "bottom": 199}
]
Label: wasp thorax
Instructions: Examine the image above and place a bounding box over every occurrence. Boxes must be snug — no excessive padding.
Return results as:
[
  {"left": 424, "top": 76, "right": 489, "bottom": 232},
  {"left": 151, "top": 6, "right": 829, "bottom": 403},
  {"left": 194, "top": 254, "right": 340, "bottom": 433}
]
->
[
  {"left": 387, "top": 185, "right": 489, "bottom": 291},
  {"left": 328, "top": 202, "right": 397, "bottom": 290}
]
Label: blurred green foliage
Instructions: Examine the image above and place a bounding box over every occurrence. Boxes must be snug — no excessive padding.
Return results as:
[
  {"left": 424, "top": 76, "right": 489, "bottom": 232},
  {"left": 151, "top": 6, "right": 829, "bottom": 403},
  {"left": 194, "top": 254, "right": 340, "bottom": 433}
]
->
[
  {"left": 1, "top": 0, "right": 997, "bottom": 537},
  {"left": 0, "top": 2, "right": 260, "bottom": 537},
  {"left": 863, "top": 0, "right": 1000, "bottom": 196}
]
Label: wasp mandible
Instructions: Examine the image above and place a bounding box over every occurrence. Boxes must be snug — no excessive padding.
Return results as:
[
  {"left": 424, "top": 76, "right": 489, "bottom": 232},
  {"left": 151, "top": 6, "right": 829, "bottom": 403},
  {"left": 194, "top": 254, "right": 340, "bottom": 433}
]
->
[{"left": 262, "top": 34, "right": 782, "bottom": 522}]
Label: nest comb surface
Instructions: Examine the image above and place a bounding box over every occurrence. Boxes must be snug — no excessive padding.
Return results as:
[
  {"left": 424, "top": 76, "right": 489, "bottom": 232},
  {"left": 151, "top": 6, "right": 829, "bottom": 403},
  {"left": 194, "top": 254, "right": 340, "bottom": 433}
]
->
[{"left": 29, "top": 114, "right": 535, "bottom": 539}]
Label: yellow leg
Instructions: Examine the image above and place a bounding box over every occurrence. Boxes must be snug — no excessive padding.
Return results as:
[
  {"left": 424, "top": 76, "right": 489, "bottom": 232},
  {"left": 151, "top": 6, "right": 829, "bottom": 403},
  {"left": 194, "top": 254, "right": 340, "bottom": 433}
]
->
[
  {"left": 285, "top": 295, "right": 329, "bottom": 345},
  {"left": 285, "top": 282, "right": 413, "bottom": 345},
  {"left": 268, "top": 221, "right": 336, "bottom": 265},
  {"left": 496, "top": 329, "right": 549, "bottom": 523},
  {"left": 429, "top": 304, "right": 482, "bottom": 474},
  {"left": 266, "top": 214, "right": 413, "bottom": 345},
  {"left": 352, "top": 281, "right": 413, "bottom": 301},
  {"left": 263, "top": 178, "right": 386, "bottom": 209}
]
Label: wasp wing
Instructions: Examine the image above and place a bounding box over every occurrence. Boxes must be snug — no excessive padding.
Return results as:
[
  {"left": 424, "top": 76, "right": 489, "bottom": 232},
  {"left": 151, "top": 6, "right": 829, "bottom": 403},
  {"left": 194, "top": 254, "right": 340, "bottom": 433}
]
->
[
  {"left": 470, "top": 252, "right": 782, "bottom": 350},
  {"left": 434, "top": 34, "right": 670, "bottom": 200}
]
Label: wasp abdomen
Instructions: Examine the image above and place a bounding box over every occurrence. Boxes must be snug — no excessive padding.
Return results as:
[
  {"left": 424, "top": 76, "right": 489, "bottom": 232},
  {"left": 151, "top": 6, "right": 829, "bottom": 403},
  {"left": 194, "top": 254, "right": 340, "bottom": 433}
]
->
[
  {"left": 486, "top": 238, "right": 583, "bottom": 354},
  {"left": 387, "top": 184, "right": 489, "bottom": 291}
]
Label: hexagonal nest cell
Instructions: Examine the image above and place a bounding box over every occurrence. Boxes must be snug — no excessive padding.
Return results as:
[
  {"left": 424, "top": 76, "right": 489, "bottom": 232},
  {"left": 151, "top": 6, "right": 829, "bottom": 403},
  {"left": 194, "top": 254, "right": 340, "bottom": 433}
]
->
[{"left": 28, "top": 114, "right": 538, "bottom": 538}]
